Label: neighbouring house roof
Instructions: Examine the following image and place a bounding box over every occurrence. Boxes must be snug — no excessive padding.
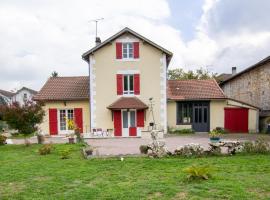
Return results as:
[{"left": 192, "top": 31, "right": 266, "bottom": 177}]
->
[
  {"left": 34, "top": 76, "right": 89, "bottom": 101},
  {"left": 0, "top": 89, "right": 14, "bottom": 98},
  {"left": 216, "top": 73, "right": 232, "bottom": 83},
  {"left": 167, "top": 79, "right": 226, "bottom": 100},
  {"left": 15, "top": 87, "right": 38, "bottom": 95},
  {"left": 107, "top": 97, "right": 148, "bottom": 110},
  {"left": 82, "top": 27, "right": 173, "bottom": 65},
  {"left": 220, "top": 55, "right": 270, "bottom": 85}
]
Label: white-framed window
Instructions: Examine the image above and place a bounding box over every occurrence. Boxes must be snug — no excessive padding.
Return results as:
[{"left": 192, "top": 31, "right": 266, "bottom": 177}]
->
[
  {"left": 59, "top": 109, "right": 74, "bottom": 131},
  {"left": 123, "top": 74, "right": 134, "bottom": 95},
  {"left": 122, "top": 42, "right": 133, "bottom": 59}
]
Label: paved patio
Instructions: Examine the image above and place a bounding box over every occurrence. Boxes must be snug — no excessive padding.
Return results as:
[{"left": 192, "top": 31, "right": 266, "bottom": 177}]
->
[{"left": 9, "top": 133, "right": 270, "bottom": 156}]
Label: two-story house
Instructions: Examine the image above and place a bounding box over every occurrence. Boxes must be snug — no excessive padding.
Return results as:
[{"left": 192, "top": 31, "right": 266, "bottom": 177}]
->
[{"left": 35, "top": 27, "right": 259, "bottom": 136}]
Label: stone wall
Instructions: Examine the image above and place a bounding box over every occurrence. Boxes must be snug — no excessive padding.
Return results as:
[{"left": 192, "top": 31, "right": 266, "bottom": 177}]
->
[{"left": 222, "top": 62, "right": 270, "bottom": 112}]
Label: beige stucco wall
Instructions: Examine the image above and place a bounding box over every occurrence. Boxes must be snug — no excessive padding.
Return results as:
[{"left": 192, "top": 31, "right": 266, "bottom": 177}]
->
[
  {"left": 90, "top": 33, "right": 166, "bottom": 132},
  {"left": 167, "top": 100, "right": 259, "bottom": 133},
  {"left": 210, "top": 99, "right": 258, "bottom": 132},
  {"left": 39, "top": 101, "right": 90, "bottom": 135}
]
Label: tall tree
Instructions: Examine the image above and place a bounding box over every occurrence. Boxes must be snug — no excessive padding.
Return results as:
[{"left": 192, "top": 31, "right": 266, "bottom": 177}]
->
[{"left": 168, "top": 68, "right": 217, "bottom": 80}]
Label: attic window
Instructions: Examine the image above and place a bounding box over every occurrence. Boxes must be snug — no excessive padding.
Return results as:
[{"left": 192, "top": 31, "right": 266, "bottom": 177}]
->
[{"left": 122, "top": 43, "right": 133, "bottom": 59}]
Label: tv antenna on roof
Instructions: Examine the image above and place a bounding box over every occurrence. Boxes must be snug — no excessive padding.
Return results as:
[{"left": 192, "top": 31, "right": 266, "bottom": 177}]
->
[{"left": 90, "top": 18, "right": 104, "bottom": 38}]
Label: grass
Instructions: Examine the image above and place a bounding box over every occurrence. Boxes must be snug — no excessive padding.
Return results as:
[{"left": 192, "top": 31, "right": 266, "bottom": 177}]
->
[{"left": 0, "top": 145, "right": 270, "bottom": 200}]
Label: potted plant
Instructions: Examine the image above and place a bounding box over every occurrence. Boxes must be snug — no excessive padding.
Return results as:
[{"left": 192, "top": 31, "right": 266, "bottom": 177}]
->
[{"left": 209, "top": 129, "right": 221, "bottom": 143}]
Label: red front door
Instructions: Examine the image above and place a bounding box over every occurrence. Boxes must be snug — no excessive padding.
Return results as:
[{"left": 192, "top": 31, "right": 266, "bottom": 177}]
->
[
  {"left": 224, "top": 108, "right": 248, "bottom": 133},
  {"left": 114, "top": 110, "right": 122, "bottom": 136}
]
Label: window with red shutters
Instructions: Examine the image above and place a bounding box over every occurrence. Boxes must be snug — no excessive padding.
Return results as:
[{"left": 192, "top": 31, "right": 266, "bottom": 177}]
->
[
  {"left": 134, "top": 74, "right": 140, "bottom": 95},
  {"left": 116, "top": 74, "right": 123, "bottom": 95},
  {"left": 49, "top": 109, "right": 58, "bottom": 135},
  {"left": 116, "top": 42, "right": 122, "bottom": 59},
  {"left": 133, "top": 42, "right": 139, "bottom": 58}
]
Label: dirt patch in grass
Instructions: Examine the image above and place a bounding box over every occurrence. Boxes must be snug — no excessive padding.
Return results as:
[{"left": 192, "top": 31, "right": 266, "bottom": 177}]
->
[
  {"left": 0, "top": 181, "right": 26, "bottom": 197},
  {"left": 248, "top": 188, "right": 270, "bottom": 199},
  {"left": 147, "top": 192, "right": 163, "bottom": 199},
  {"left": 173, "top": 192, "right": 187, "bottom": 200}
]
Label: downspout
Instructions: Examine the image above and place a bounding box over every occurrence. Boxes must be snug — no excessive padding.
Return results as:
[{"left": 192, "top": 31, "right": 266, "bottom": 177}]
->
[{"left": 88, "top": 56, "right": 92, "bottom": 133}]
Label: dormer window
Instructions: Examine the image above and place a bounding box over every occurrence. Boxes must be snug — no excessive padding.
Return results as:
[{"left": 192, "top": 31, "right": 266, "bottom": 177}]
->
[{"left": 123, "top": 43, "right": 133, "bottom": 59}]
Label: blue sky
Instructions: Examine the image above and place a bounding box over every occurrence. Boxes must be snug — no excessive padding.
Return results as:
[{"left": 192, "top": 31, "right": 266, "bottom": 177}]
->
[
  {"left": 1, "top": 0, "right": 270, "bottom": 91},
  {"left": 168, "top": 0, "right": 204, "bottom": 41}
]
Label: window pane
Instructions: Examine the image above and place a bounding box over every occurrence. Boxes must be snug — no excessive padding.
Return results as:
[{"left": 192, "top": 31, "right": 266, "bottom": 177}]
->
[
  {"left": 198, "top": 108, "right": 202, "bottom": 123},
  {"left": 130, "top": 111, "right": 136, "bottom": 127},
  {"left": 128, "top": 43, "right": 133, "bottom": 58},
  {"left": 60, "top": 110, "right": 66, "bottom": 130},
  {"left": 123, "top": 111, "right": 128, "bottom": 128},
  {"left": 129, "top": 75, "right": 134, "bottom": 92},
  {"left": 124, "top": 75, "right": 128, "bottom": 91},
  {"left": 67, "top": 109, "right": 74, "bottom": 130},
  {"left": 195, "top": 108, "right": 198, "bottom": 123},
  {"left": 204, "top": 108, "right": 208, "bottom": 123},
  {"left": 177, "top": 102, "right": 192, "bottom": 124}
]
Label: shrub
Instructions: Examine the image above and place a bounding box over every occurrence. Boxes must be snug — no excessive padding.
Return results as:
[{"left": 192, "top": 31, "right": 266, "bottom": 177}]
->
[
  {"left": 175, "top": 144, "right": 204, "bottom": 157},
  {"left": 242, "top": 138, "right": 270, "bottom": 154},
  {"left": 183, "top": 165, "right": 212, "bottom": 180},
  {"left": 60, "top": 149, "right": 71, "bottom": 159},
  {"left": 170, "top": 128, "right": 195, "bottom": 134},
  {"left": 139, "top": 145, "right": 149, "bottom": 154},
  {"left": 2, "top": 101, "right": 44, "bottom": 136},
  {"left": 254, "top": 138, "right": 270, "bottom": 153},
  {"left": 0, "top": 134, "right": 7, "bottom": 145},
  {"left": 39, "top": 144, "right": 53, "bottom": 155},
  {"left": 242, "top": 141, "right": 255, "bottom": 153}
]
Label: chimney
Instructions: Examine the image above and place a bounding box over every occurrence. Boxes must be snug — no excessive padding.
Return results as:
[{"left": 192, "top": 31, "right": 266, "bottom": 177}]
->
[
  {"left": 232, "top": 67, "right": 237, "bottom": 75},
  {"left": 95, "top": 37, "right": 101, "bottom": 46}
]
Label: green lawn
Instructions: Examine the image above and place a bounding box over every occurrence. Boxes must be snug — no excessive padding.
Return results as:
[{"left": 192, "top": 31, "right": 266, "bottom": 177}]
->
[{"left": 0, "top": 145, "right": 270, "bottom": 200}]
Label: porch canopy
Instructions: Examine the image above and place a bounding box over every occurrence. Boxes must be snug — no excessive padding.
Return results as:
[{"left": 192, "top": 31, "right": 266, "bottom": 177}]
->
[{"left": 107, "top": 97, "right": 148, "bottom": 110}]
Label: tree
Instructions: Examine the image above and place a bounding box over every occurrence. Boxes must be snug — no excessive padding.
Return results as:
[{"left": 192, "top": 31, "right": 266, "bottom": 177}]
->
[
  {"left": 51, "top": 71, "right": 58, "bottom": 77},
  {"left": 168, "top": 68, "right": 217, "bottom": 80},
  {"left": 2, "top": 101, "right": 45, "bottom": 135}
]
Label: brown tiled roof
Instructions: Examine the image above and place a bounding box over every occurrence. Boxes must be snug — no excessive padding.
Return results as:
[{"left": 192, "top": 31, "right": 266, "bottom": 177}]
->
[
  {"left": 34, "top": 76, "right": 89, "bottom": 101},
  {"left": 167, "top": 79, "right": 226, "bottom": 100},
  {"left": 0, "top": 89, "right": 14, "bottom": 98},
  {"left": 107, "top": 97, "right": 148, "bottom": 110}
]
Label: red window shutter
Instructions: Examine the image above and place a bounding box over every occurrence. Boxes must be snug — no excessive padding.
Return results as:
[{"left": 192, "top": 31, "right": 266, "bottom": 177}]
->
[
  {"left": 137, "top": 110, "right": 144, "bottom": 127},
  {"left": 74, "top": 108, "right": 83, "bottom": 133},
  {"left": 116, "top": 74, "right": 123, "bottom": 95},
  {"left": 134, "top": 74, "right": 140, "bottom": 95},
  {"left": 133, "top": 42, "right": 139, "bottom": 58},
  {"left": 49, "top": 109, "right": 58, "bottom": 135},
  {"left": 114, "top": 110, "right": 122, "bottom": 136},
  {"left": 116, "top": 42, "right": 122, "bottom": 59}
]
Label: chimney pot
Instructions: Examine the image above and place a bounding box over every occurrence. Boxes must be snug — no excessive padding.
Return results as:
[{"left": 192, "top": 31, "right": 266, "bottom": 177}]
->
[
  {"left": 95, "top": 37, "right": 101, "bottom": 46},
  {"left": 232, "top": 67, "right": 237, "bottom": 75}
]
